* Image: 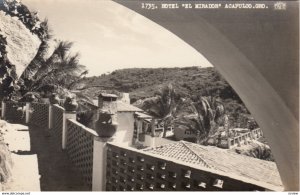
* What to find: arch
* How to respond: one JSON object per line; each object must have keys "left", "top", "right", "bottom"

{"left": 114, "top": 0, "right": 299, "bottom": 190}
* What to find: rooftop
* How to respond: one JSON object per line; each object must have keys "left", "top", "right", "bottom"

{"left": 143, "top": 141, "right": 283, "bottom": 188}
{"left": 98, "top": 93, "right": 118, "bottom": 98}
{"left": 116, "top": 101, "right": 143, "bottom": 112}
{"left": 91, "top": 99, "right": 143, "bottom": 112}
{"left": 134, "top": 112, "right": 153, "bottom": 119}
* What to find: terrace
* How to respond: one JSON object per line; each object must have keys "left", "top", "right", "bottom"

{"left": 0, "top": 98, "right": 283, "bottom": 191}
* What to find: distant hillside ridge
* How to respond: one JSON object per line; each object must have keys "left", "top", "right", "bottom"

{"left": 79, "top": 66, "right": 241, "bottom": 102}
{"left": 78, "top": 66, "right": 254, "bottom": 128}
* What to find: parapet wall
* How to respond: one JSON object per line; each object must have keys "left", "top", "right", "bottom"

{"left": 106, "top": 142, "right": 278, "bottom": 191}
{"left": 0, "top": 101, "right": 277, "bottom": 191}
{"left": 66, "top": 119, "right": 97, "bottom": 189}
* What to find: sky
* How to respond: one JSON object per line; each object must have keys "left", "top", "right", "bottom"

{"left": 22, "top": 0, "right": 212, "bottom": 76}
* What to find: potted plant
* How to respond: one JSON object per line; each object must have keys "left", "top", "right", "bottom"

{"left": 22, "top": 92, "right": 39, "bottom": 103}
{"left": 64, "top": 96, "right": 78, "bottom": 112}
{"left": 49, "top": 93, "right": 60, "bottom": 104}
{"left": 95, "top": 110, "right": 117, "bottom": 138}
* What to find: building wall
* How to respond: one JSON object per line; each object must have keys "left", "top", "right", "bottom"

{"left": 113, "top": 112, "right": 134, "bottom": 146}
{"left": 120, "top": 93, "right": 130, "bottom": 104}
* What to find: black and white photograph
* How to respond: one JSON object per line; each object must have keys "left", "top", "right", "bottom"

{"left": 0, "top": 0, "right": 298, "bottom": 192}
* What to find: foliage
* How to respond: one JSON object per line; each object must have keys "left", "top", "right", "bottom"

{"left": 0, "top": 34, "right": 16, "bottom": 101}
{"left": 141, "top": 84, "right": 182, "bottom": 137}
{"left": 79, "top": 67, "right": 242, "bottom": 102}
{"left": 19, "top": 41, "right": 87, "bottom": 99}
{"left": 174, "top": 96, "right": 227, "bottom": 144}
{"left": 0, "top": 0, "right": 53, "bottom": 101}
{"left": 76, "top": 110, "right": 94, "bottom": 127}
{"left": 234, "top": 140, "right": 274, "bottom": 161}
{"left": 79, "top": 66, "right": 257, "bottom": 129}
{"left": 0, "top": 0, "right": 51, "bottom": 41}
{"left": 18, "top": 91, "right": 41, "bottom": 102}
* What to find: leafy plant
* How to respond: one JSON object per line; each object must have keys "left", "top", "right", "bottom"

{"left": 174, "top": 96, "right": 227, "bottom": 144}
{"left": 141, "top": 84, "right": 181, "bottom": 137}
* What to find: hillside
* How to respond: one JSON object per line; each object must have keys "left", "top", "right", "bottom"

{"left": 80, "top": 67, "right": 239, "bottom": 101}
{"left": 78, "top": 67, "right": 253, "bottom": 127}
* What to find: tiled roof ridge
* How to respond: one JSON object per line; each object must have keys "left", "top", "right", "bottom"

{"left": 180, "top": 141, "right": 214, "bottom": 169}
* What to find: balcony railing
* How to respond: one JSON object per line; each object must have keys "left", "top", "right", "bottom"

{"left": 106, "top": 142, "right": 281, "bottom": 191}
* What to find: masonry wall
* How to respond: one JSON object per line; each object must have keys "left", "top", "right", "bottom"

{"left": 114, "top": 112, "right": 134, "bottom": 146}
{"left": 66, "top": 119, "right": 97, "bottom": 189}
{"left": 1, "top": 100, "right": 277, "bottom": 191}
{"left": 52, "top": 104, "right": 64, "bottom": 145}
{"left": 106, "top": 142, "right": 268, "bottom": 191}
{"left": 5, "top": 101, "right": 26, "bottom": 123}
{"left": 30, "top": 103, "right": 49, "bottom": 128}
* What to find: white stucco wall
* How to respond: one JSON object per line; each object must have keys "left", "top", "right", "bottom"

{"left": 113, "top": 112, "right": 134, "bottom": 146}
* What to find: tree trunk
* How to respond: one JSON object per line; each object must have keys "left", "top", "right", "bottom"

{"left": 162, "top": 124, "right": 167, "bottom": 138}
{"left": 196, "top": 130, "right": 200, "bottom": 144}
{"left": 150, "top": 119, "right": 156, "bottom": 137}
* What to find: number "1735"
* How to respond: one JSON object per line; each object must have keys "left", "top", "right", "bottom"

{"left": 142, "top": 3, "right": 157, "bottom": 9}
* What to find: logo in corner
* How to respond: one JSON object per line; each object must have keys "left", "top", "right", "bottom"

{"left": 274, "top": 1, "right": 286, "bottom": 10}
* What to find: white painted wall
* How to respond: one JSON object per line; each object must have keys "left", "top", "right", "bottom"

{"left": 113, "top": 112, "right": 134, "bottom": 146}
{"left": 92, "top": 137, "right": 107, "bottom": 191}
{"left": 144, "top": 135, "right": 155, "bottom": 147}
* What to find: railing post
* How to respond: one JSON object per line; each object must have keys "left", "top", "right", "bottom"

{"left": 227, "top": 138, "right": 232, "bottom": 149}
{"left": 151, "top": 119, "right": 157, "bottom": 147}
{"left": 1, "top": 101, "right": 6, "bottom": 119}
{"left": 92, "top": 137, "right": 108, "bottom": 191}
{"left": 62, "top": 111, "right": 76, "bottom": 149}
{"left": 48, "top": 105, "right": 53, "bottom": 129}
{"left": 25, "top": 102, "right": 31, "bottom": 124}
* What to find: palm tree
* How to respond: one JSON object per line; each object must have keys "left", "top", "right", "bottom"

{"left": 20, "top": 18, "right": 53, "bottom": 80}
{"left": 30, "top": 51, "right": 86, "bottom": 91}
{"left": 20, "top": 41, "right": 86, "bottom": 92}
{"left": 141, "top": 84, "right": 181, "bottom": 137}
{"left": 31, "top": 41, "right": 73, "bottom": 82}
{"left": 174, "top": 96, "right": 227, "bottom": 144}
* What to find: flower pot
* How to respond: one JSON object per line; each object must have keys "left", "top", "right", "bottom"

{"left": 41, "top": 98, "right": 50, "bottom": 104}
{"left": 95, "top": 122, "right": 117, "bottom": 138}
{"left": 49, "top": 94, "right": 60, "bottom": 104}
{"left": 64, "top": 97, "right": 78, "bottom": 112}
{"left": 25, "top": 94, "right": 36, "bottom": 103}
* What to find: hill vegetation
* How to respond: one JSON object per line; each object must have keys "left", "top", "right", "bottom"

{"left": 79, "top": 67, "right": 255, "bottom": 128}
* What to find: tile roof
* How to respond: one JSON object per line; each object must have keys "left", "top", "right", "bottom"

{"left": 143, "top": 141, "right": 212, "bottom": 168}
{"left": 116, "top": 101, "right": 143, "bottom": 112}
{"left": 134, "top": 112, "right": 153, "bottom": 119}
{"left": 91, "top": 99, "right": 142, "bottom": 112}
{"left": 98, "top": 93, "right": 118, "bottom": 98}
{"left": 143, "top": 141, "right": 283, "bottom": 188}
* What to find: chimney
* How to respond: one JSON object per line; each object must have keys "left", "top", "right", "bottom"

{"left": 98, "top": 93, "right": 118, "bottom": 114}
{"left": 120, "top": 93, "right": 130, "bottom": 104}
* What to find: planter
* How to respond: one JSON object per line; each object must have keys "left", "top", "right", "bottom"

{"left": 95, "top": 123, "right": 117, "bottom": 138}
{"left": 49, "top": 93, "right": 60, "bottom": 104}
{"left": 2, "top": 97, "right": 10, "bottom": 102}
{"left": 95, "top": 111, "right": 117, "bottom": 138}
{"left": 41, "top": 98, "right": 50, "bottom": 104}
{"left": 138, "top": 133, "right": 145, "bottom": 142}
{"left": 64, "top": 97, "right": 78, "bottom": 112}
{"left": 25, "top": 94, "right": 37, "bottom": 103}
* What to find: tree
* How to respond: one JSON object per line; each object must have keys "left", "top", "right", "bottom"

{"left": 20, "top": 18, "right": 53, "bottom": 81}
{"left": 141, "top": 84, "right": 181, "bottom": 137}
{"left": 174, "top": 96, "right": 227, "bottom": 144}
{"left": 20, "top": 41, "right": 87, "bottom": 95}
